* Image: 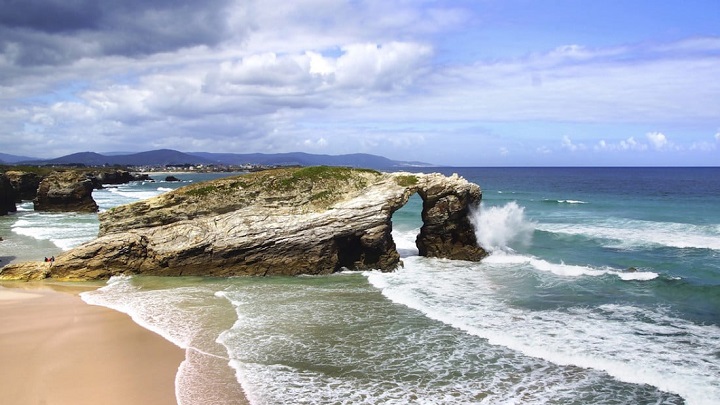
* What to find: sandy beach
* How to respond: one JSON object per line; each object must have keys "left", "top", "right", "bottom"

{"left": 0, "top": 282, "right": 184, "bottom": 405}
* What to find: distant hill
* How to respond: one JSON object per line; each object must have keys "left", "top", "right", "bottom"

{"left": 0, "top": 152, "right": 38, "bottom": 164}
{"left": 13, "top": 149, "right": 432, "bottom": 169}
{"left": 190, "top": 152, "right": 430, "bottom": 168}
{"left": 20, "top": 149, "right": 216, "bottom": 167}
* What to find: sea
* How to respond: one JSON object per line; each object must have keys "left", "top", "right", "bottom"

{"left": 1, "top": 167, "right": 718, "bottom": 405}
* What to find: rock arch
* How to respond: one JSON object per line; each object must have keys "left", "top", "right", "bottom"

{"left": 1, "top": 169, "right": 487, "bottom": 281}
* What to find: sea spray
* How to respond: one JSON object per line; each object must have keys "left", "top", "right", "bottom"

{"left": 470, "top": 201, "right": 535, "bottom": 252}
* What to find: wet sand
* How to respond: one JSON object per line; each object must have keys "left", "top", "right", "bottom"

{"left": 0, "top": 282, "right": 184, "bottom": 405}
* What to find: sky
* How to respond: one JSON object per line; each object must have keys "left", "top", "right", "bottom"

{"left": 1, "top": 0, "right": 719, "bottom": 166}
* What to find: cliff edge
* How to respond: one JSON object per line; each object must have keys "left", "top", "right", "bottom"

{"left": 1, "top": 167, "right": 487, "bottom": 281}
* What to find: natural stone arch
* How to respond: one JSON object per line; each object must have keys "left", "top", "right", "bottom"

{"left": 386, "top": 174, "right": 487, "bottom": 263}
{"left": 1, "top": 168, "right": 488, "bottom": 281}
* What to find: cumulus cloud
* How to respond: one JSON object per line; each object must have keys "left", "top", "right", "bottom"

{"left": 1, "top": 1, "right": 719, "bottom": 165}
{"left": 646, "top": 132, "right": 668, "bottom": 150}
{"left": 561, "top": 135, "right": 587, "bottom": 151}
{"left": 594, "top": 137, "right": 648, "bottom": 152}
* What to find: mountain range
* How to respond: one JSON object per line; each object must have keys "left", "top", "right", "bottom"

{"left": 0, "top": 149, "right": 432, "bottom": 169}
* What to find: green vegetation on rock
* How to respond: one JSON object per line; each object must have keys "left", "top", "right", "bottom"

{"left": 395, "top": 175, "right": 418, "bottom": 187}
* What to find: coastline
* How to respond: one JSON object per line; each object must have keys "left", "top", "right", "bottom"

{"left": 0, "top": 282, "right": 184, "bottom": 405}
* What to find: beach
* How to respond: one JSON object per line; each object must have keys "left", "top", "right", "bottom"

{"left": 0, "top": 282, "right": 184, "bottom": 405}
{"left": 1, "top": 168, "right": 717, "bottom": 404}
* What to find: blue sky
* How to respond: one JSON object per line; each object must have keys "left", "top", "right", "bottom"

{"left": 1, "top": 0, "right": 718, "bottom": 166}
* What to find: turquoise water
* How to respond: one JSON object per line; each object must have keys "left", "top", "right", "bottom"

{"left": 3, "top": 168, "right": 719, "bottom": 404}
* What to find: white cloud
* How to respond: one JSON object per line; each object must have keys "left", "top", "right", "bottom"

{"left": 646, "top": 132, "right": 668, "bottom": 150}
{"left": 1, "top": 1, "right": 719, "bottom": 165}
{"left": 561, "top": 135, "right": 586, "bottom": 152}
{"left": 595, "top": 137, "right": 648, "bottom": 152}
{"left": 302, "top": 137, "right": 328, "bottom": 149}
{"left": 690, "top": 141, "right": 716, "bottom": 152}
{"left": 619, "top": 136, "right": 648, "bottom": 151}
{"left": 334, "top": 42, "right": 432, "bottom": 90}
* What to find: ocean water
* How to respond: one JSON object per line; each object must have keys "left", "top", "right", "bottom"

{"left": 2, "top": 168, "right": 719, "bottom": 404}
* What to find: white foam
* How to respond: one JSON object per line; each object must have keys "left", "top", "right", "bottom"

{"left": 538, "top": 219, "right": 720, "bottom": 250}
{"left": 484, "top": 252, "right": 658, "bottom": 281}
{"left": 366, "top": 259, "right": 719, "bottom": 405}
{"left": 471, "top": 202, "right": 535, "bottom": 253}
{"left": 11, "top": 212, "right": 98, "bottom": 250}
{"left": 81, "top": 276, "right": 197, "bottom": 349}
{"left": 391, "top": 228, "right": 420, "bottom": 257}
{"left": 544, "top": 199, "right": 588, "bottom": 204}
{"left": 107, "top": 187, "right": 163, "bottom": 201}
{"left": 16, "top": 201, "right": 34, "bottom": 211}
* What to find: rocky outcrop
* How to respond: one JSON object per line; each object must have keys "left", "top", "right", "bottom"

{"left": 0, "top": 174, "right": 17, "bottom": 216}
{"left": 94, "top": 170, "right": 153, "bottom": 186}
{"left": 33, "top": 171, "right": 98, "bottom": 213}
{"left": 1, "top": 167, "right": 487, "bottom": 281}
{"left": 4, "top": 171, "right": 42, "bottom": 202}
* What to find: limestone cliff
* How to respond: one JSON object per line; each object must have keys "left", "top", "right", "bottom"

{"left": 1, "top": 167, "right": 487, "bottom": 281}
{"left": 4, "top": 171, "right": 41, "bottom": 202}
{"left": 33, "top": 171, "right": 98, "bottom": 213}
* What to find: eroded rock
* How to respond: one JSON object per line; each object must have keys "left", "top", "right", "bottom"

{"left": 0, "top": 174, "right": 17, "bottom": 216}
{"left": 4, "top": 171, "right": 41, "bottom": 202}
{"left": 33, "top": 171, "right": 98, "bottom": 213}
{"left": 1, "top": 167, "right": 487, "bottom": 280}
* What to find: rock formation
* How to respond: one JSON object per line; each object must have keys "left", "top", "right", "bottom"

{"left": 33, "top": 171, "right": 98, "bottom": 213}
{"left": 94, "top": 170, "right": 153, "bottom": 186}
{"left": 4, "top": 171, "right": 42, "bottom": 202}
{"left": 0, "top": 174, "right": 17, "bottom": 216}
{"left": 1, "top": 167, "right": 487, "bottom": 281}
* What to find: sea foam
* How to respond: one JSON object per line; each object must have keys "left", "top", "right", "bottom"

{"left": 470, "top": 201, "right": 535, "bottom": 253}
{"left": 366, "top": 259, "right": 719, "bottom": 405}
{"left": 538, "top": 219, "right": 720, "bottom": 250}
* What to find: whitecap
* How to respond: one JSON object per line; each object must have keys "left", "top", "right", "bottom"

{"left": 538, "top": 219, "right": 720, "bottom": 250}
{"left": 366, "top": 259, "right": 720, "bottom": 405}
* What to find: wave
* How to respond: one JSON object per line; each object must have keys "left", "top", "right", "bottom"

{"left": 538, "top": 219, "right": 720, "bottom": 251}
{"left": 106, "top": 187, "right": 163, "bottom": 201}
{"left": 16, "top": 201, "right": 34, "bottom": 211}
{"left": 543, "top": 199, "right": 588, "bottom": 204}
{"left": 484, "top": 252, "right": 659, "bottom": 281}
{"left": 11, "top": 213, "right": 98, "bottom": 250}
{"left": 470, "top": 202, "right": 535, "bottom": 253}
{"left": 366, "top": 260, "right": 720, "bottom": 405}
{"left": 391, "top": 228, "right": 420, "bottom": 257}
{"left": 81, "top": 277, "right": 244, "bottom": 405}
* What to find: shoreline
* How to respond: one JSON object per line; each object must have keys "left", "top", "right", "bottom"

{"left": 0, "top": 281, "right": 184, "bottom": 405}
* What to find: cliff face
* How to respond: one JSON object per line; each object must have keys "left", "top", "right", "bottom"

{"left": 0, "top": 174, "right": 17, "bottom": 216}
{"left": 33, "top": 171, "right": 98, "bottom": 213}
{"left": 4, "top": 171, "right": 41, "bottom": 202}
{"left": 1, "top": 167, "right": 487, "bottom": 281}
